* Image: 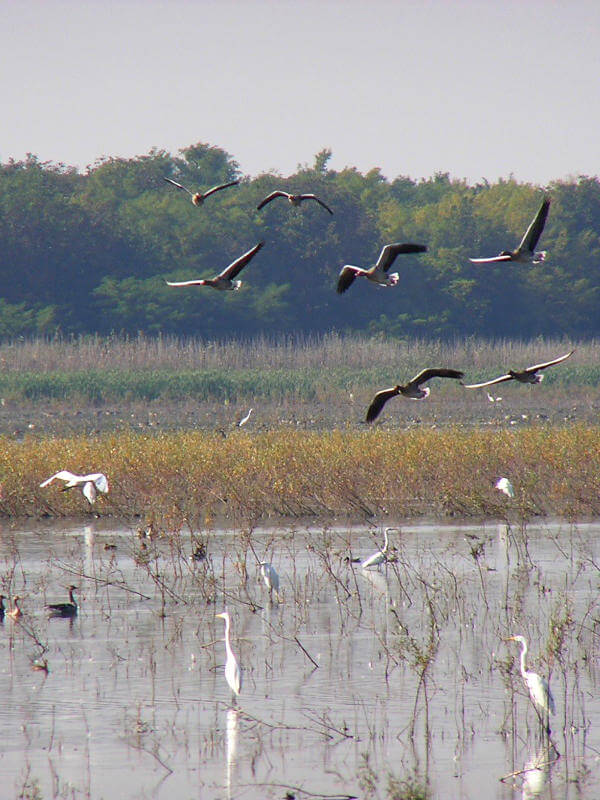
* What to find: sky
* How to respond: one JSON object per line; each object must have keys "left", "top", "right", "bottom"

{"left": 2, "top": 0, "right": 599, "bottom": 185}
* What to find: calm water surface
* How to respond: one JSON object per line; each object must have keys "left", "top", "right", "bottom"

{"left": 0, "top": 518, "right": 599, "bottom": 799}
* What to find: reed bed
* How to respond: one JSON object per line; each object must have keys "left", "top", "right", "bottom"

{"left": 2, "top": 425, "right": 599, "bottom": 520}
{"left": 0, "top": 332, "right": 591, "bottom": 373}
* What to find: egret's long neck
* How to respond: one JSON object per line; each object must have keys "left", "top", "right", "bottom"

{"left": 382, "top": 530, "right": 389, "bottom": 554}
{"left": 519, "top": 640, "right": 528, "bottom": 677}
{"left": 224, "top": 617, "right": 234, "bottom": 656}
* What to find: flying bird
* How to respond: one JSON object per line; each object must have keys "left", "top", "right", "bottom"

{"left": 164, "top": 177, "right": 239, "bottom": 206}
{"left": 216, "top": 611, "right": 242, "bottom": 699}
{"left": 337, "top": 242, "right": 427, "bottom": 294}
{"left": 46, "top": 585, "right": 78, "bottom": 617}
{"left": 366, "top": 368, "right": 464, "bottom": 422}
{"left": 256, "top": 190, "right": 333, "bottom": 214}
{"left": 495, "top": 477, "right": 515, "bottom": 498}
{"left": 166, "top": 241, "right": 264, "bottom": 291}
{"left": 469, "top": 196, "right": 550, "bottom": 264}
{"left": 40, "top": 471, "right": 109, "bottom": 504}
{"left": 506, "top": 635, "right": 555, "bottom": 730}
{"left": 462, "top": 351, "right": 573, "bottom": 390}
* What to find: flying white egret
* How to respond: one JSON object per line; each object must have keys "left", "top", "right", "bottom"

{"left": 40, "top": 471, "right": 109, "bottom": 504}
{"left": 361, "top": 528, "right": 398, "bottom": 569}
{"left": 506, "top": 635, "right": 555, "bottom": 729}
{"left": 257, "top": 190, "right": 333, "bottom": 215}
{"left": 259, "top": 561, "right": 280, "bottom": 601}
{"left": 366, "top": 368, "right": 464, "bottom": 422}
{"left": 469, "top": 196, "right": 550, "bottom": 264}
{"left": 496, "top": 477, "right": 515, "bottom": 498}
{"left": 46, "top": 585, "right": 78, "bottom": 617}
{"left": 216, "top": 611, "right": 242, "bottom": 698}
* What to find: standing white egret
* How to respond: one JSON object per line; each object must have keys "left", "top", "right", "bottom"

{"left": 506, "top": 635, "right": 555, "bottom": 730}
{"left": 361, "top": 528, "right": 397, "bottom": 569}
{"left": 496, "top": 477, "right": 515, "bottom": 498}
{"left": 40, "top": 470, "right": 109, "bottom": 504}
{"left": 259, "top": 561, "right": 280, "bottom": 601}
{"left": 216, "top": 611, "right": 242, "bottom": 699}
{"left": 237, "top": 408, "right": 253, "bottom": 427}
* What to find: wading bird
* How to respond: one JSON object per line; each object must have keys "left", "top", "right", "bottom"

{"left": 166, "top": 241, "right": 264, "bottom": 291}
{"left": 40, "top": 471, "right": 109, "bottom": 504}
{"left": 46, "top": 585, "right": 78, "bottom": 617}
{"left": 462, "top": 351, "right": 573, "bottom": 390}
{"left": 361, "top": 528, "right": 396, "bottom": 569}
{"left": 259, "top": 561, "right": 280, "bottom": 600}
{"left": 7, "top": 595, "right": 22, "bottom": 620}
{"left": 163, "top": 177, "right": 239, "bottom": 206}
{"left": 496, "top": 477, "right": 515, "bottom": 498}
{"left": 237, "top": 408, "right": 253, "bottom": 427}
{"left": 366, "top": 368, "right": 464, "bottom": 422}
{"left": 337, "top": 242, "right": 427, "bottom": 294}
{"left": 486, "top": 391, "right": 502, "bottom": 403}
{"left": 506, "top": 635, "right": 555, "bottom": 731}
{"left": 469, "top": 196, "right": 550, "bottom": 264}
{"left": 216, "top": 611, "right": 242, "bottom": 699}
{"left": 257, "top": 190, "right": 333, "bottom": 215}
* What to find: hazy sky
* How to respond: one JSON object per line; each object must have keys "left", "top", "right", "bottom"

{"left": 2, "top": 0, "right": 599, "bottom": 184}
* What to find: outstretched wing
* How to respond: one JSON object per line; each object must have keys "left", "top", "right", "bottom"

{"left": 164, "top": 177, "right": 193, "bottom": 196}
{"left": 257, "top": 191, "right": 288, "bottom": 211}
{"left": 469, "top": 255, "right": 513, "bottom": 264}
{"left": 517, "top": 196, "right": 550, "bottom": 254}
{"left": 408, "top": 368, "right": 464, "bottom": 388}
{"left": 526, "top": 349, "right": 573, "bottom": 374}
{"left": 300, "top": 194, "right": 334, "bottom": 215}
{"left": 201, "top": 180, "right": 239, "bottom": 200}
{"left": 376, "top": 242, "right": 427, "bottom": 273}
{"left": 219, "top": 241, "right": 265, "bottom": 279}
{"left": 88, "top": 473, "right": 109, "bottom": 493}
{"left": 166, "top": 278, "right": 205, "bottom": 287}
{"left": 336, "top": 265, "right": 359, "bottom": 294}
{"left": 40, "top": 470, "right": 78, "bottom": 488}
{"left": 366, "top": 387, "right": 400, "bottom": 423}
{"left": 462, "top": 373, "right": 514, "bottom": 389}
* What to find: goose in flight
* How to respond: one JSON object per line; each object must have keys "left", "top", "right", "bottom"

{"left": 337, "top": 242, "right": 427, "bottom": 294}
{"left": 469, "top": 196, "right": 550, "bottom": 264}
{"left": 257, "top": 190, "right": 333, "bottom": 215}
{"left": 366, "top": 368, "right": 464, "bottom": 422}
{"left": 46, "top": 585, "right": 78, "bottom": 617}
{"left": 40, "top": 470, "right": 109, "bottom": 504}
{"left": 166, "top": 241, "right": 264, "bottom": 291}
{"left": 164, "top": 177, "right": 239, "bottom": 206}
{"left": 462, "top": 350, "right": 573, "bottom": 389}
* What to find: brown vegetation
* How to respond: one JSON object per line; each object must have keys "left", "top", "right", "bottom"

{"left": 2, "top": 425, "right": 598, "bottom": 522}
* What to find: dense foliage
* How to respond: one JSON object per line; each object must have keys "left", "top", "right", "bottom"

{"left": 1, "top": 143, "right": 599, "bottom": 339}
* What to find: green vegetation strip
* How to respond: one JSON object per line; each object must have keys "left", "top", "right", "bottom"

{"left": 1, "top": 425, "right": 598, "bottom": 520}
{"left": 0, "top": 365, "right": 596, "bottom": 403}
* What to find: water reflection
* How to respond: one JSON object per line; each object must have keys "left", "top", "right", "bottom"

{"left": 0, "top": 519, "right": 598, "bottom": 799}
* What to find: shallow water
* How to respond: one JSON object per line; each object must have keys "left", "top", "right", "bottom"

{"left": 1, "top": 518, "right": 599, "bottom": 799}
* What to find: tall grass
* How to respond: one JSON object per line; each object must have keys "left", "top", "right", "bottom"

{"left": 2, "top": 426, "right": 599, "bottom": 520}
{"left": 0, "top": 332, "right": 591, "bottom": 373}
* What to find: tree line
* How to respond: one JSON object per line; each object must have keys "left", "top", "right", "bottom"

{"left": 0, "top": 142, "right": 598, "bottom": 340}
